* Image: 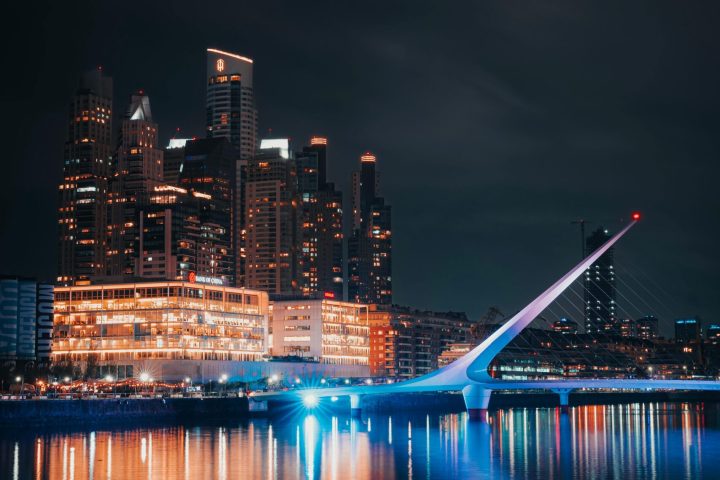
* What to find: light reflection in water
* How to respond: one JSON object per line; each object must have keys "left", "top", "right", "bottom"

{"left": 1, "top": 403, "right": 720, "bottom": 479}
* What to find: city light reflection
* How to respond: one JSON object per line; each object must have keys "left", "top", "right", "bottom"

{"left": 1, "top": 403, "right": 718, "bottom": 478}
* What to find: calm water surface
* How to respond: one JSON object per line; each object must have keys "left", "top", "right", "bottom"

{"left": 2, "top": 402, "right": 719, "bottom": 479}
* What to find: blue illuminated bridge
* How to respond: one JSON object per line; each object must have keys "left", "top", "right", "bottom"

{"left": 251, "top": 215, "right": 720, "bottom": 420}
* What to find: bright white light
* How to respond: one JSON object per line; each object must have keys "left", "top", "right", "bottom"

{"left": 221, "top": 374, "right": 228, "bottom": 381}
{"left": 365, "top": 379, "right": 373, "bottom": 385}
{"left": 64, "top": 376, "right": 70, "bottom": 383}
{"left": 260, "top": 138, "right": 290, "bottom": 159}
{"left": 320, "top": 378, "right": 326, "bottom": 384}
{"left": 303, "top": 395, "right": 319, "bottom": 408}
{"left": 104, "top": 375, "right": 114, "bottom": 382}
{"left": 184, "top": 377, "right": 191, "bottom": 383}
{"left": 139, "top": 373, "right": 150, "bottom": 382}
{"left": 271, "top": 374, "right": 279, "bottom": 382}
{"left": 15, "top": 376, "right": 21, "bottom": 382}
{"left": 344, "top": 379, "right": 350, "bottom": 385}
{"left": 295, "top": 377, "right": 302, "bottom": 384}
{"left": 330, "top": 396, "right": 339, "bottom": 402}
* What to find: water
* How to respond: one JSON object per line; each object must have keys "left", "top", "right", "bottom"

{"left": 2, "top": 402, "right": 720, "bottom": 479}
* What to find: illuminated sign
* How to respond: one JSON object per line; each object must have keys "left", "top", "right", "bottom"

{"left": 216, "top": 58, "right": 225, "bottom": 72}
{"left": 323, "top": 292, "right": 335, "bottom": 299}
{"left": 187, "top": 271, "right": 226, "bottom": 286}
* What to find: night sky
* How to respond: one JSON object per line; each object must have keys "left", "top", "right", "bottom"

{"left": 2, "top": 1, "right": 719, "bottom": 334}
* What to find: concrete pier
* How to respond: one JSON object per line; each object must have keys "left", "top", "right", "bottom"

{"left": 553, "top": 389, "right": 573, "bottom": 414}
{"left": 350, "top": 394, "right": 364, "bottom": 418}
{"left": 462, "top": 384, "right": 492, "bottom": 421}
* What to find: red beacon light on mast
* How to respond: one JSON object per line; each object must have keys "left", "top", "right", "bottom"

{"left": 631, "top": 212, "right": 641, "bottom": 221}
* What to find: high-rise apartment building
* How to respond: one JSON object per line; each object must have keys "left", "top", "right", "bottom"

{"left": 296, "top": 137, "right": 344, "bottom": 299}
{"left": 348, "top": 153, "right": 392, "bottom": 304}
{"left": 206, "top": 48, "right": 258, "bottom": 287}
{"left": 244, "top": 139, "right": 302, "bottom": 295}
{"left": 57, "top": 69, "right": 113, "bottom": 285}
{"left": 584, "top": 227, "right": 616, "bottom": 334}
{"left": 107, "top": 92, "right": 163, "bottom": 277}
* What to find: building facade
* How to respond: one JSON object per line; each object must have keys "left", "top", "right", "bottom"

{"left": 584, "top": 227, "right": 616, "bottom": 334}
{"left": 0, "top": 277, "right": 54, "bottom": 364}
{"left": 205, "top": 48, "right": 258, "bottom": 288}
{"left": 51, "top": 282, "right": 269, "bottom": 376}
{"left": 295, "top": 137, "right": 344, "bottom": 299}
{"left": 58, "top": 69, "right": 113, "bottom": 285}
{"left": 368, "top": 305, "right": 473, "bottom": 378}
{"left": 271, "top": 298, "right": 369, "bottom": 368}
{"left": 107, "top": 92, "right": 163, "bottom": 278}
{"left": 244, "top": 139, "right": 302, "bottom": 295}
{"left": 636, "top": 315, "right": 659, "bottom": 340}
{"left": 348, "top": 153, "right": 392, "bottom": 304}
{"left": 675, "top": 317, "right": 702, "bottom": 344}
{"left": 176, "top": 138, "right": 236, "bottom": 285}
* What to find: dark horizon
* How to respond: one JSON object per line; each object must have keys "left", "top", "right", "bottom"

{"left": 2, "top": 1, "right": 719, "bottom": 334}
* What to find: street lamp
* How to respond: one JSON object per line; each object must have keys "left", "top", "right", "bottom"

{"left": 64, "top": 376, "right": 70, "bottom": 383}
{"left": 648, "top": 366, "right": 654, "bottom": 378}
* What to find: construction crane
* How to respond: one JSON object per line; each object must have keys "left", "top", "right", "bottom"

{"left": 471, "top": 306, "right": 506, "bottom": 340}
{"left": 571, "top": 218, "right": 592, "bottom": 259}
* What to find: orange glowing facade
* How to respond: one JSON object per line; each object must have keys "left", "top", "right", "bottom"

{"left": 51, "top": 282, "right": 269, "bottom": 369}
{"left": 271, "top": 298, "right": 369, "bottom": 367}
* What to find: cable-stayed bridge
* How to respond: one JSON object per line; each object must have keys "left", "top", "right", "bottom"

{"left": 251, "top": 214, "right": 720, "bottom": 419}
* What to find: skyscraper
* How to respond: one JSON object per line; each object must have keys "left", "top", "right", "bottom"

{"left": 584, "top": 227, "right": 616, "bottom": 334}
{"left": 296, "top": 137, "right": 344, "bottom": 299}
{"left": 57, "top": 69, "right": 113, "bottom": 285}
{"left": 348, "top": 152, "right": 392, "bottom": 304}
{"left": 206, "top": 48, "right": 258, "bottom": 287}
{"left": 107, "top": 92, "right": 163, "bottom": 277}
{"left": 244, "top": 139, "right": 302, "bottom": 295}
{"left": 176, "top": 138, "right": 236, "bottom": 285}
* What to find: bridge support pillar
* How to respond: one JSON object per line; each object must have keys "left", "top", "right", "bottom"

{"left": 462, "top": 384, "right": 492, "bottom": 421}
{"left": 350, "top": 394, "right": 364, "bottom": 418}
{"left": 552, "top": 389, "right": 573, "bottom": 414}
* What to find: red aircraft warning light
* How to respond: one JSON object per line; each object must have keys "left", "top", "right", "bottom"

{"left": 631, "top": 212, "right": 641, "bottom": 221}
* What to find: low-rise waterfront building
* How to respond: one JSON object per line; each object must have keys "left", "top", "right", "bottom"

{"left": 368, "top": 305, "right": 474, "bottom": 379}
{"left": 52, "top": 282, "right": 268, "bottom": 380}
{"left": 271, "top": 297, "right": 370, "bottom": 372}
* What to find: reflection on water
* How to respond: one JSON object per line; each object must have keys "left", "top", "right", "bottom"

{"left": 2, "top": 402, "right": 720, "bottom": 479}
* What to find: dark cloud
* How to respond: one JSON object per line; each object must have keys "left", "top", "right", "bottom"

{"left": 1, "top": 0, "right": 718, "bottom": 336}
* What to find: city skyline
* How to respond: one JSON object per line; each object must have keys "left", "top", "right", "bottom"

{"left": 1, "top": 1, "right": 718, "bottom": 330}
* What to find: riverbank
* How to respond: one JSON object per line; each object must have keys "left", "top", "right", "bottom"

{"left": 0, "top": 396, "right": 250, "bottom": 427}
{"left": 3, "top": 390, "right": 720, "bottom": 427}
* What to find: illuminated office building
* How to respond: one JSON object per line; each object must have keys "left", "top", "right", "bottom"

{"left": 295, "top": 137, "right": 344, "bottom": 298}
{"left": 552, "top": 317, "right": 578, "bottom": 334}
{"left": 107, "top": 92, "right": 163, "bottom": 277}
{"left": 177, "top": 138, "right": 235, "bottom": 285}
{"left": 584, "top": 227, "right": 616, "bottom": 334}
{"left": 57, "top": 69, "right": 113, "bottom": 285}
{"left": 244, "top": 139, "right": 302, "bottom": 295}
{"left": 52, "top": 282, "right": 269, "bottom": 377}
{"left": 271, "top": 298, "right": 369, "bottom": 368}
{"left": 675, "top": 317, "right": 702, "bottom": 344}
{"left": 636, "top": 315, "right": 659, "bottom": 340}
{"left": 348, "top": 152, "right": 392, "bottom": 304}
{"left": 136, "top": 185, "right": 230, "bottom": 282}
{"left": 206, "top": 48, "right": 258, "bottom": 287}
{"left": 163, "top": 132, "right": 192, "bottom": 185}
